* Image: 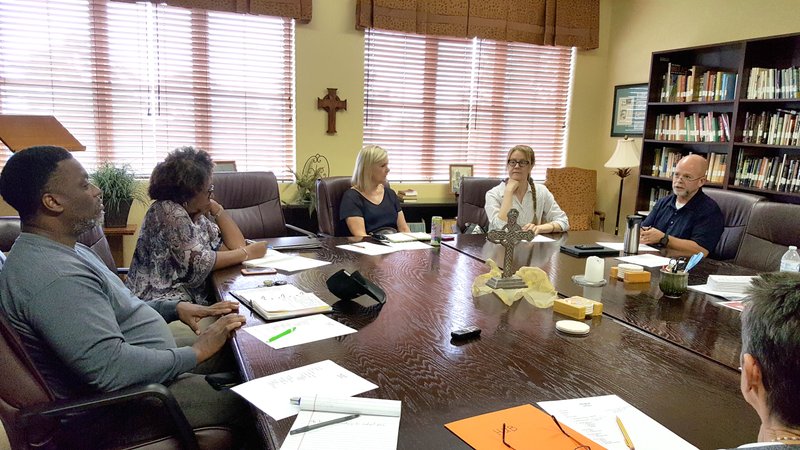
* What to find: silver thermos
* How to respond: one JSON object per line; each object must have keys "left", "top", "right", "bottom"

{"left": 623, "top": 215, "right": 643, "bottom": 255}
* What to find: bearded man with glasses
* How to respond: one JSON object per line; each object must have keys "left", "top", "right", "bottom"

{"left": 640, "top": 154, "right": 723, "bottom": 257}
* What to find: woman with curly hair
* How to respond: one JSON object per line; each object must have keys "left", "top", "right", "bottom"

{"left": 126, "top": 147, "right": 266, "bottom": 306}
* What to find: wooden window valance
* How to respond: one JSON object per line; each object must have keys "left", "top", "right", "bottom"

{"left": 356, "top": 0, "right": 598, "bottom": 50}
{"left": 112, "top": 0, "right": 312, "bottom": 23}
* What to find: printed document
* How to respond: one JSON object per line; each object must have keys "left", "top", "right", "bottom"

{"left": 231, "top": 360, "right": 378, "bottom": 420}
{"left": 538, "top": 395, "right": 697, "bottom": 450}
{"left": 596, "top": 242, "right": 658, "bottom": 252}
{"left": 616, "top": 253, "right": 672, "bottom": 268}
{"left": 244, "top": 314, "right": 356, "bottom": 349}
{"left": 280, "top": 395, "right": 401, "bottom": 450}
{"left": 245, "top": 249, "right": 331, "bottom": 272}
{"left": 337, "top": 242, "right": 397, "bottom": 255}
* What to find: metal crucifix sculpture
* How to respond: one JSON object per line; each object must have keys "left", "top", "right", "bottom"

{"left": 485, "top": 209, "right": 534, "bottom": 289}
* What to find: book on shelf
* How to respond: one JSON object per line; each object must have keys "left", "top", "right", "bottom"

{"left": 747, "top": 66, "right": 800, "bottom": 100}
{"left": 734, "top": 153, "right": 800, "bottom": 193}
{"left": 651, "top": 147, "right": 682, "bottom": 178}
{"left": 397, "top": 189, "right": 418, "bottom": 202}
{"left": 231, "top": 284, "right": 332, "bottom": 321}
{"left": 660, "top": 64, "right": 738, "bottom": 102}
{"left": 653, "top": 112, "right": 730, "bottom": 142}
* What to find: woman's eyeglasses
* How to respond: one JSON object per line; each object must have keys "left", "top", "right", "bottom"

{"left": 501, "top": 416, "right": 591, "bottom": 450}
{"left": 507, "top": 159, "right": 531, "bottom": 168}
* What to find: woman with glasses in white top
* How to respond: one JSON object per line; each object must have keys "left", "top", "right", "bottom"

{"left": 484, "top": 145, "right": 569, "bottom": 234}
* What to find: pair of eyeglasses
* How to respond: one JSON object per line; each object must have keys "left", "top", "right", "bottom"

{"left": 671, "top": 173, "right": 704, "bottom": 182}
{"left": 507, "top": 159, "right": 531, "bottom": 168}
{"left": 207, "top": 184, "right": 215, "bottom": 199}
{"left": 501, "top": 416, "right": 590, "bottom": 450}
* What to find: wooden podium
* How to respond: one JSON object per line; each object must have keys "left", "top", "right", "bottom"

{"left": 0, "top": 115, "right": 85, "bottom": 152}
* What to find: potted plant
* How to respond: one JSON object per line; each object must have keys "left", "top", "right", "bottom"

{"left": 90, "top": 163, "right": 148, "bottom": 228}
{"left": 284, "top": 154, "right": 330, "bottom": 215}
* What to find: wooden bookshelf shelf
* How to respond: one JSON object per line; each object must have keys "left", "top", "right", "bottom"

{"left": 637, "top": 32, "right": 800, "bottom": 212}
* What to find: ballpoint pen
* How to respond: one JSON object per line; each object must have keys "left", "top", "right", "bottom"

{"left": 616, "top": 416, "right": 635, "bottom": 450}
{"left": 289, "top": 414, "right": 360, "bottom": 435}
{"left": 268, "top": 326, "right": 296, "bottom": 342}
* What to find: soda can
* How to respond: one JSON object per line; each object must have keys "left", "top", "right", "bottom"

{"left": 430, "top": 216, "right": 443, "bottom": 247}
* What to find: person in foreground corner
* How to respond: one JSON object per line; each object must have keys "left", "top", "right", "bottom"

{"left": 485, "top": 145, "right": 569, "bottom": 234}
{"left": 340, "top": 144, "right": 411, "bottom": 236}
{"left": 127, "top": 146, "right": 267, "bottom": 306}
{"left": 640, "top": 154, "right": 723, "bottom": 257}
{"left": 728, "top": 272, "right": 800, "bottom": 449}
{"left": 0, "top": 146, "right": 253, "bottom": 448}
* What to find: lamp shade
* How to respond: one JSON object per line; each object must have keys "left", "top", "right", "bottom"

{"left": 604, "top": 137, "right": 639, "bottom": 169}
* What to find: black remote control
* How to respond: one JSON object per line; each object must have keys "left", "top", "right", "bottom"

{"left": 451, "top": 326, "right": 481, "bottom": 340}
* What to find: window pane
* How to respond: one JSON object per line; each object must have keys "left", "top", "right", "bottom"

{"left": 0, "top": 0, "right": 295, "bottom": 178}
{"left": 364, "top": 28, "right": 573, "bottom": 182}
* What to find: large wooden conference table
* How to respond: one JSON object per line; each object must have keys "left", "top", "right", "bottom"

{"left": 444, "top": 231, "right": 756, "bottom": 370}
{"left": 212, "top": 236, "right": 758, "bottom": 450}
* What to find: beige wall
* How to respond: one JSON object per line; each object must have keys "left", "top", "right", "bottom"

{"left": 2, "top": 0, "right": 800, "bottom": 263}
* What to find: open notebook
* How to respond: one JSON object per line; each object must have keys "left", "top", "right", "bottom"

{"left": 281, "top": 395, "right": 401, "bottom": 450}
{"left": 231, "top": 284, "right": 331, "bottom": 321}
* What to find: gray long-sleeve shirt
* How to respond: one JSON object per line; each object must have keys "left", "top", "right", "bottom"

{"left": 0, "top": 233, "right": 196, "bottom": 398}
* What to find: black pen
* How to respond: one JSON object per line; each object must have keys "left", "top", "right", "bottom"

{"left": 289, "top": 414, "right": 360, "bottom": 435}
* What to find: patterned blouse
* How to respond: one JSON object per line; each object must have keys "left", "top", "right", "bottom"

{"left": 126, "top": 200, "right": 221, "bottom": 305}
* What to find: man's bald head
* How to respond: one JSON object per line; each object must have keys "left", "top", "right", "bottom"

{"left": 672, "top": 154, "right": 708, "bottom": 202}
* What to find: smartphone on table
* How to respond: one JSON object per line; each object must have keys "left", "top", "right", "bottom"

{"left": 240, "top": 267, "right": 277, "bottom": 276}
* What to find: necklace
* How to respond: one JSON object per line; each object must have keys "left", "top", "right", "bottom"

{"left": 774, "top": 436, "right": 800, "bottom": 441}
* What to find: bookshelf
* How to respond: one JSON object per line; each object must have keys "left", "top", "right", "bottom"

{"left": 636, "top": 33, "right": 800, "bottom": 213}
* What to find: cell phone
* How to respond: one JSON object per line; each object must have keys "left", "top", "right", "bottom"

{"left": 241, "top": 267, "right": 277, "bottom": 275}
{"left": 451, "top": 326, "right": 481, "bottom": 340}
{"left": 575, "top": 244, "right": 605, "bottom": 250}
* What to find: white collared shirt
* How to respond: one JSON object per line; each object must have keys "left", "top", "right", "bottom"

{"left": 485, "top": 181, "right": 569, "bottom": 232}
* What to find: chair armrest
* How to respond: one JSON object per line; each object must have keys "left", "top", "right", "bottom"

{"left": 286, "top": 223, "right": 317, "bottom": 238}
{"left": 19, "top": 383, "right": 199, "bottom": 450}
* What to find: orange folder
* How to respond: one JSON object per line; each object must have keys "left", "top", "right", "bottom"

{"left": 445, "top": 404, "right": 606, "bottom": 450}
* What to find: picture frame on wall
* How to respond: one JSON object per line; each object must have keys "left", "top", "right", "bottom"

{"left": 449, "top": 164, "right": 473, "bottom": 194}
{"left": 611, "top": 83, "right": 648, "bottom": 136}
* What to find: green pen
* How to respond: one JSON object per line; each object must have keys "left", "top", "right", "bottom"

{"left": 268, "top": 326, "right": 296, "bottom": 342}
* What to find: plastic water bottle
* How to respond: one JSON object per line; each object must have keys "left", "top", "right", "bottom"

{"left": 780, "top": 245, "right": 800, "bottom": 272}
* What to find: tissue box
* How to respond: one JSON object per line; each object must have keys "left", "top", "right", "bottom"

{"left": 553, "top": 296, "right": 603, "bottom": 320}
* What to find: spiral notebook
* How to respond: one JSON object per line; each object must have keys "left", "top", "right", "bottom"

{"left": 231, "top": 284, "right": 332, "bottom": 321}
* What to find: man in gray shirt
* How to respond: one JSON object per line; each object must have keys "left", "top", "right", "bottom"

{"left": 0, "top": 146, "right": 250, "bottom": 447}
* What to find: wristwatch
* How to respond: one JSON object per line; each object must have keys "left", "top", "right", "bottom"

{"left": 659, "top": 234, "right": 670, "bottom": 247}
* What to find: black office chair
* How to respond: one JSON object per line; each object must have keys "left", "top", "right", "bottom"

{"left": 0, "top": 312, "right": 236, "bottom": 450}
{"left": 212, "top": 171, "right": 314, "bottom": 239}
{"left": 315, "top": 176, "right": 353, "bottom": 237}
{"left": 456, "top": 177, "right": 502, "bottom": 233}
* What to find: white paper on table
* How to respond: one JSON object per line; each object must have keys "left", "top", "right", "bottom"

{"left": 528, "top": 235, "right": 555, "bottom": 242}
{"left": 687, "top": 284, "right": 749, "bottom": 300}
{"left": 337, "top": 242, "right": 397, "bottom": 255}
{"left": 616, "top": 253, "right": 672, "bottom": 268}
{"left": 596, "top": 242, "right": 658, "bottom": 252}
{"left": 231, "top": 360, "right": 378, "bottom": 420}
{"left": 244, "top": 314, "right": 356, "bottom": 349}
{"left": 383, "top": 241, "right": 433, "bottom": 250}
{"left": 538, "top": 395, "right": 697, "bottom": 450}
{"left": 269, "top": 255, "right": 331, "bottom": 272}
{"left": 280, "top": 411, "right": 400, "bottom": 450}
{"left": 244, "top": 249, "right": 294, "bottom": 267}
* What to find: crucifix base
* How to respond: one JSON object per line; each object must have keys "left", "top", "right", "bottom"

{"left": 486, "top": 276, "right": 527, "bottom": 290}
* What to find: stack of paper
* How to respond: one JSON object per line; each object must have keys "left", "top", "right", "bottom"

{"left": 244, "top": 314, "right": 356, "bottom": 349}
{"left": 706, "top": 275, "right": 756, "bottom": 293}
{"left": 383, "top": 232, "right": 431, "bottom": 243}
{"left": 244, "top": 249, "right": 331, "bottom": 272}
{"left": 281, "top": 395, "right": 401, "bottom": 450}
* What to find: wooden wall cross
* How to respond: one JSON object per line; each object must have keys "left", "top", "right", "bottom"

{"left": 317, "top": 88, "right": 347, "bottom": 134}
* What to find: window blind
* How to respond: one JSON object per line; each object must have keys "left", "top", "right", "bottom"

{"left": 0, "top": 0, "right": 295, "bottom": 178}
{"left": 364, "top": 28, "right": 573, "bottom": 182}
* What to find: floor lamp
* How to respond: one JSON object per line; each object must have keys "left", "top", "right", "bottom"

{"left": 604, "top": 136, "right": 640, "bottom": 235}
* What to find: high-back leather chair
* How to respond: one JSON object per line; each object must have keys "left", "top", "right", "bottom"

{"left": 316, "top": 176, "right": 355, "bottom": 237}
{"left": 543, "top": 167, "right": 605, "bottom": 231}
{"left": 0, "top": 312, "right": 235, "bottom": 450}
{"left": 456, "top": 177, "right": 502, "bottom": 233}
{"left": 703, "top": 188, "right": 764, "bottom": 260}
{"left": 0, "top": 216, "right": 21, "bottom": 253}
{"left": 734, "top": 202, "right": 800, "bottom": 272}
{"left": 213, "top": 171, "right": 311, "bottom": 239}
{"left": 1, "top": 217, "right": 123, "bottom": 275}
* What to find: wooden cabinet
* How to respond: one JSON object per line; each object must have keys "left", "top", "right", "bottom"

{"left": 637, "top": 33, "right": 800, "bottom": 212}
